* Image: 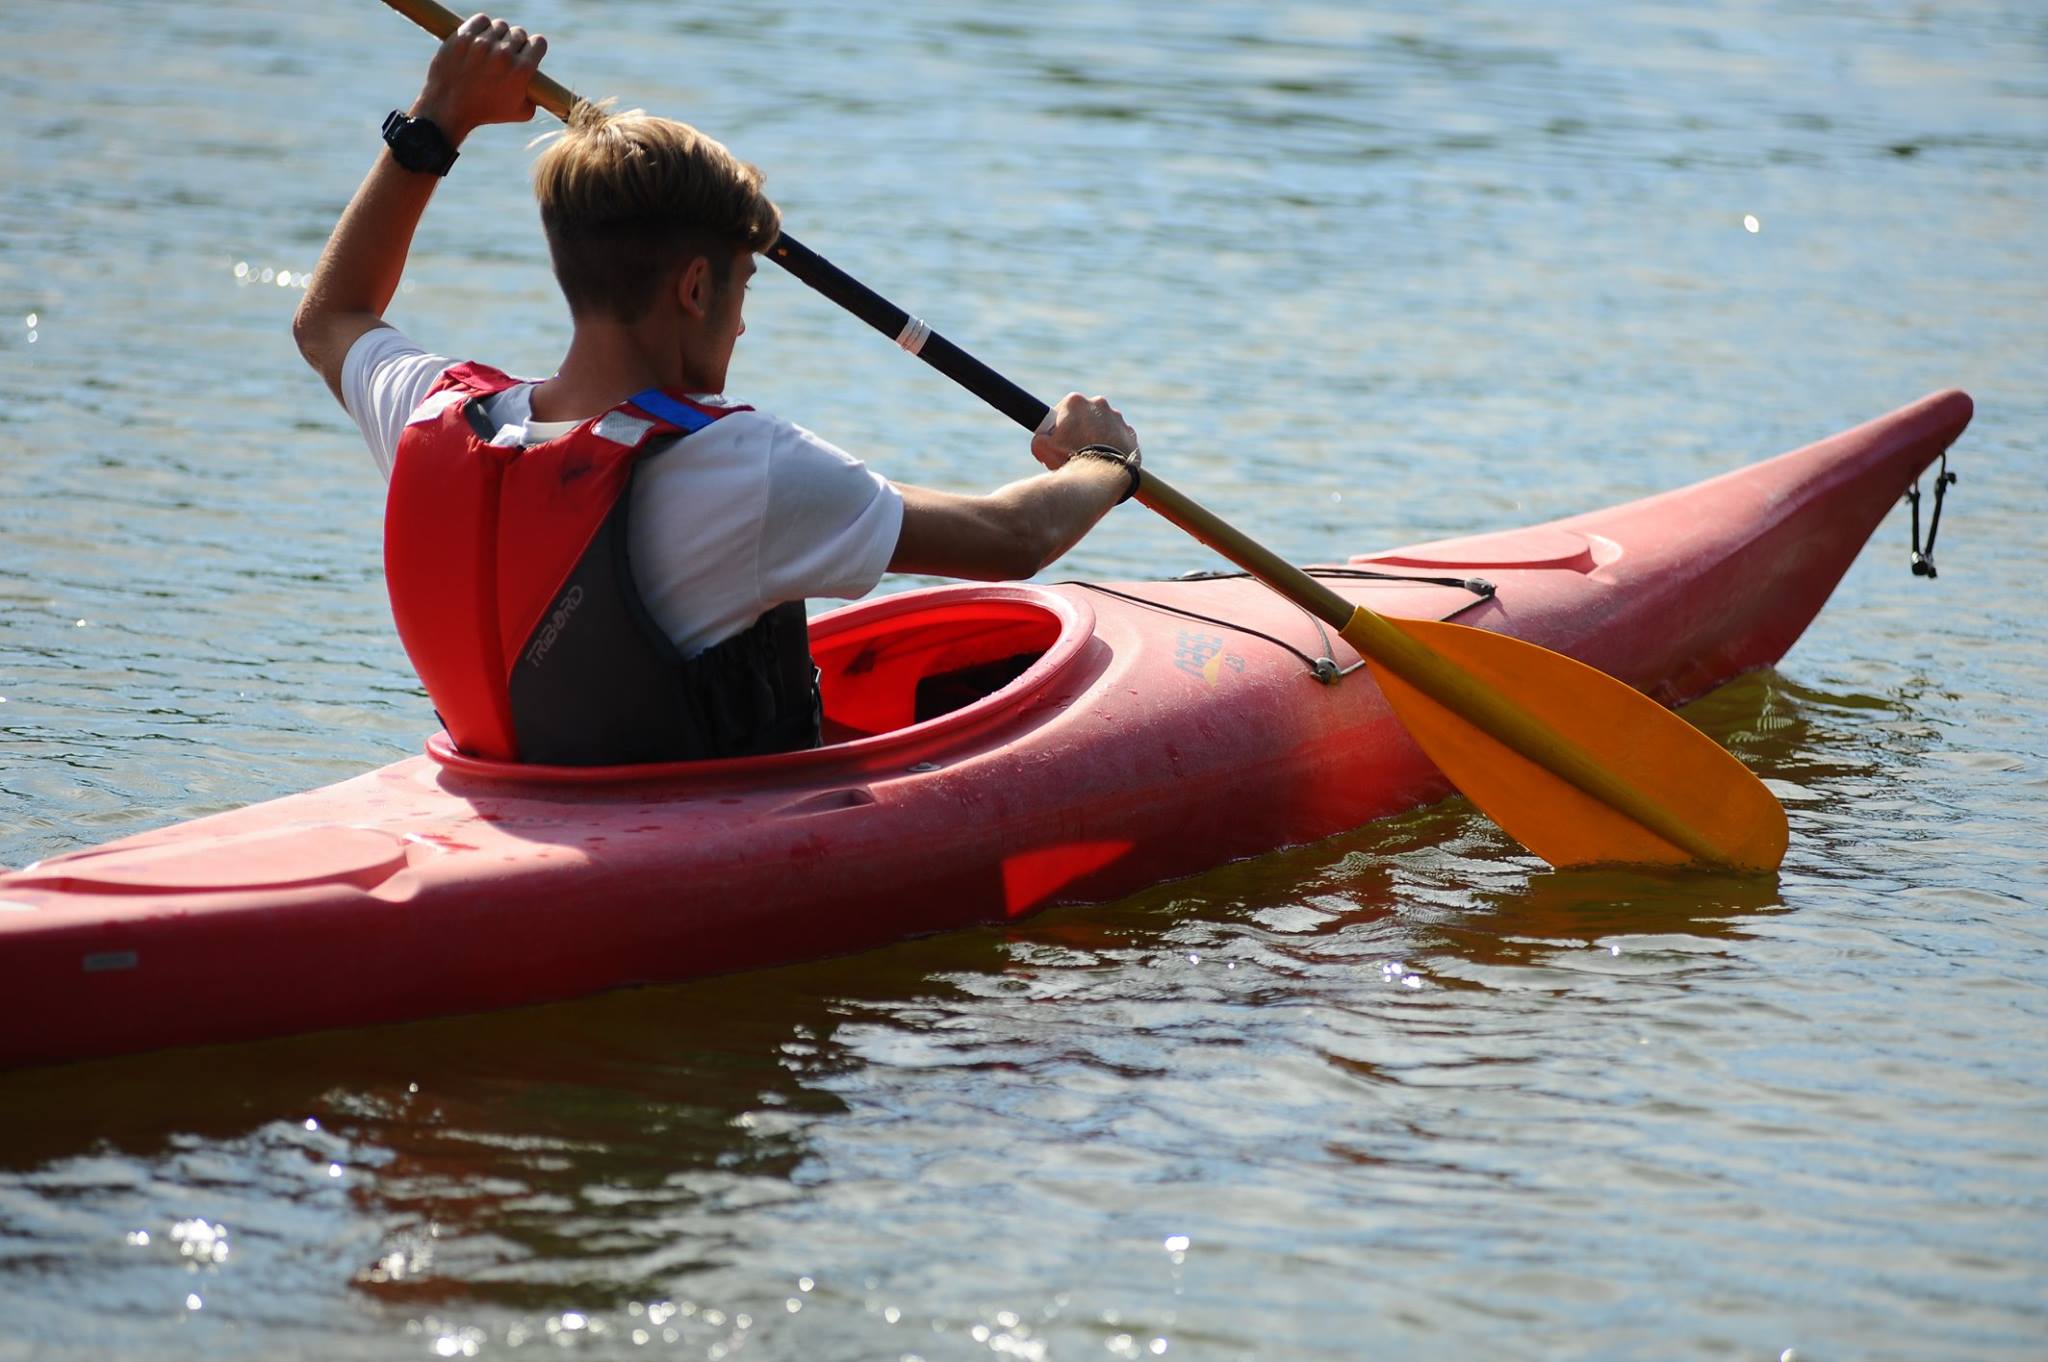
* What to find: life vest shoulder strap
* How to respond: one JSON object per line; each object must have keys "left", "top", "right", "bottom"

{"left": 624, "top": 387, "right": 753, "bottom": 434}
{"left": 428, "top": 360, "right": 524, "bottom": 400}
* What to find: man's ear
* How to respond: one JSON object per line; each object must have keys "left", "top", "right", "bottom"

{"left": 675, "top": 256, "right": 713, "bottom": 319}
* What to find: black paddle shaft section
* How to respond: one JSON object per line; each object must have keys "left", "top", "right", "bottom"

{"left": 765, "top": 230, "right": 1361, "bottom": 633}
{"left": 768, "top": 234, "right": 1052, "bottom": 433}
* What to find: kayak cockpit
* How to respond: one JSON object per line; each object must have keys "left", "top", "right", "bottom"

{"left": 425, "top": 584, "right": 1096, "bottom": 784}
{"left": 815, "top": 588, "right": 1071, "bottom": 737}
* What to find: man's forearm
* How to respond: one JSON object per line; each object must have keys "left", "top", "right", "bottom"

{"left": 891, "top": 459, "right": 1129, "bottom": 581}
{"left": 292, "top": 144, "right": 447, "bottom": 403}
{"left": 1002, "top": 458, "right": 1131, "bottom": 574}
{"left": 311, "top": 148, "right": 440, "bottom": 311}
{"left": 301, "top": 87, "right": 489, "bottom": 323}
{"left": 310, "top": 151, "right": 441, "bottom": 314}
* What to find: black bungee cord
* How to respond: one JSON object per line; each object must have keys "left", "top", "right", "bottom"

{"left": 1906, "top": 451, "right": 1958, "bottom": 579}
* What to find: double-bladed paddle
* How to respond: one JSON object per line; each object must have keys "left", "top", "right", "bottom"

{"left": 373, "top": 0, "right": 1789, "bottom": 871}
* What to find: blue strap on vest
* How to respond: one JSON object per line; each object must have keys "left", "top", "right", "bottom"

{"left": 629, "top": 389, "right": 720, "bottom": 435}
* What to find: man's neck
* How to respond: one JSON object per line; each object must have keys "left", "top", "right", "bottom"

{"left": 530, "top": 317, "right": 718, "bottom": 423}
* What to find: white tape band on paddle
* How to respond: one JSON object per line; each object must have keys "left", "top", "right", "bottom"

{"left": 895, "top": 316, "right": 932, "bottom": 357}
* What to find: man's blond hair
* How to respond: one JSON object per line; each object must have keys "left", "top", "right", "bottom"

{"left": 532, "top": 102, "right": 781, "bottom": 322}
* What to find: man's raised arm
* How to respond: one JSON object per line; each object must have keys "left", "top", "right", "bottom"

{"left": 293, "top": 13, "right": 547, "bottom": 404}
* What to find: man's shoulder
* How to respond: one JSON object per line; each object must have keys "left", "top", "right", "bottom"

{"left": 716, "top": 406, "right": 871, "bottom": 474}
{"left": 639, "top": 403, "right": 889, "bottom": 512}
{"left": 342, "top": 325, "right": 460, "bottom": 480}
{"left": 701, "top": 402, "right": 780, "bottom": 432}
{"left": 645, "top": 404, "right": 781, "bottom": 462}
{"left": 676, "top": 404, "right": 850, "bottom": 470}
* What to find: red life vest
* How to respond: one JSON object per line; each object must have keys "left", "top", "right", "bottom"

{"left": 384, "top": 362, "right": 821, "bottom": 765}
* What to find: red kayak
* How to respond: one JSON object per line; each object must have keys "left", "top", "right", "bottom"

{"left": 0, "top": 391, "right": 1971, "bottom": 1068}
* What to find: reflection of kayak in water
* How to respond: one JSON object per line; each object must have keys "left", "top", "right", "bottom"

{"left": 0, "top": 390, "right": 1972, "bottom": 1069}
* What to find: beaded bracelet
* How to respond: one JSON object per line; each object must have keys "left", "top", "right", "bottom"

{"left": 1072, "top": 444, "right": 1142, "bottom": 504}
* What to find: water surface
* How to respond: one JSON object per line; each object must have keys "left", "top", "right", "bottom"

{"left": 2, "top": 2, "right": 2044, "bottom": 1358}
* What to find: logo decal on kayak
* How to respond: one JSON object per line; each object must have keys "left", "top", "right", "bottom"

{"left": 525, "top": 585, "right": 585, "bottom": 668}
{"left": 1174, "top": 630, "right": 1244, "bottom": 687}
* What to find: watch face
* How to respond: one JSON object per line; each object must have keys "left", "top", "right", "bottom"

{"left": 395, "top": 123, "right": 436, "bottom": 162}
{"left": 389, "top": 117, "right": 450, "bottom": 172}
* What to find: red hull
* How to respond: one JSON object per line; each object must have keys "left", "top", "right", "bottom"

{"left": 0, "top": 392, "right": 1971, "bottom": 1068}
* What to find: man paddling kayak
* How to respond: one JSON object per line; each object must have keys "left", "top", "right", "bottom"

{"left": 292, "top": 12, "right": 1142, "bottom": 765}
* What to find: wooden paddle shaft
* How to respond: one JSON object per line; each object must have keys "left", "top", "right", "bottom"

{"left": 376, "top": 0, "right": 1361, "bottom": 634}
{"left": 381, "top": 0, "right": 578, "bottom": 119}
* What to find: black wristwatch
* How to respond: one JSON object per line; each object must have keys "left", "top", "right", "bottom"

{"left": 381, "top": 111, "right": 459, "bottom": 176}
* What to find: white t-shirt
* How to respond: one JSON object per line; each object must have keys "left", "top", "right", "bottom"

{"left": 341, "top": 325, "right": 904, "bottom": 658}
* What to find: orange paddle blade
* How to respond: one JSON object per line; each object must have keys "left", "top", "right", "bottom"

{"left": 1344, "top": 611, "right": 1788, "bottom": 871}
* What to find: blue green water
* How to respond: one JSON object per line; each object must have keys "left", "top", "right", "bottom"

{"left": 2, "top": 2, "right": 2044, "bottom": 1358}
